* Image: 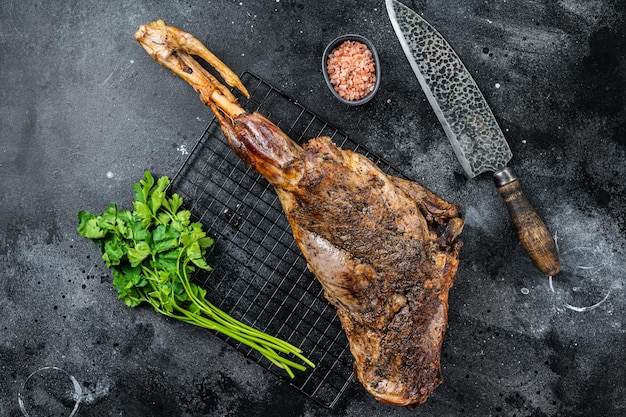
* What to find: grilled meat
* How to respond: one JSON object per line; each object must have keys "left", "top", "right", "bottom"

{"left": 136, "top": 20, "right": 464, "bottom": 408}
{"left": 219, "top": 112, "right": 464, "bottom": 407}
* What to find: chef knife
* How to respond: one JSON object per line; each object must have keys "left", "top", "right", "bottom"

{"left": 386, "top": 0, "right": 560, "bottom": 276}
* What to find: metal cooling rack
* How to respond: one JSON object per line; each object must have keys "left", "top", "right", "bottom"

{"left": 169, "top": 72, "right": 402, "bottom": 408}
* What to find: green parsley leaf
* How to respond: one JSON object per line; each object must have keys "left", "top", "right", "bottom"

{"left": 77, "top": 170, "right": 314, "bottom": 377}
{"left": 96, "top": 204, "right": 119, "bottom": 231}
{"left": 102, "top": 234, "right": 126, "bottom": 267}
{"left": 127, "top": 241, "right": 151, "bottom": 266}
{"left": 133, "top": 200, "right": 153, "bottom": 227}
{"left": 77, "top": 211, "right": 106, "bottom": 239}
{"left": 152, "top": 224, "right": 180, "bottom": 253}
{"left": 187, "top": 241, "right": 212, "bottom": 271}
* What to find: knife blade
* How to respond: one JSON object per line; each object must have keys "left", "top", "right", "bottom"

{"left": 386, "top": 0, "right": 560, "bottom": 276}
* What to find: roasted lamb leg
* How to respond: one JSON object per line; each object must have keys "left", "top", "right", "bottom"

{"left": 135, "top": 20, "right": 464, "bottom": 408}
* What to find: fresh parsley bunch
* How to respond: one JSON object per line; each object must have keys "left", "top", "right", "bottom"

{"left": 77, "top": 171, "right": 313, "bottom": 377}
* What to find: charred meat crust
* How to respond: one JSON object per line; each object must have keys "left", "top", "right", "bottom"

{"left": 225, "top": 112, "right": 464, "bottom": 408}
{"left": 279, "top": 134, "right": 462, "bottom": 407}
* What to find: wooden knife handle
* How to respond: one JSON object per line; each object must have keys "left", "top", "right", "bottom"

{"left": 494, "top": 168, "right": 560, "bottom": 276}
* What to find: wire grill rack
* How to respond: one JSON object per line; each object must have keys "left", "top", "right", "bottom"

{"left": 169, "top": 72, "right": 402, "bottom": 408}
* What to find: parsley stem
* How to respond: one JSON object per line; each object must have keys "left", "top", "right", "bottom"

{"left": 142, "top": 269, "right": 312, "bottom": 375}
{"left": 163, "top": 301, "right": 306, "bottom": 375}
{"left": 175, "top": 256, "right": 314, "bottom": 371}
{"left": 78, "top": 171, "right": 314, "bottom": 378}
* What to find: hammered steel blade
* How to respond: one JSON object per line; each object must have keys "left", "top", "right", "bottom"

{"left": 386, "top": 0, "right": 512, "bottom": 178}
{"left": 386, "top": 0, "right": 560, "bottom": 276}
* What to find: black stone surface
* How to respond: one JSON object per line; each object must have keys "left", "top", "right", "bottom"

{"left": 1, "top": 1, "right": 625, "bottom": 416}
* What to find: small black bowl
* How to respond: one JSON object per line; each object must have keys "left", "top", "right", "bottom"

{"left": 322, "top": 34, "right": 381, "bottom": 106}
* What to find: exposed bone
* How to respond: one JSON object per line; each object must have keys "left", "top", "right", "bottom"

{"left": 134, "top": 20, "right": 248, "bottom": 119}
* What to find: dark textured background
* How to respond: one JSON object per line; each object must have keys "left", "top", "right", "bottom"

{"left": 1, "top": 0, "right": 625, "bottom": 416}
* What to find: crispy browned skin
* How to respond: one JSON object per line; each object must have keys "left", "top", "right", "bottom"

{"left": 136, "top": 21, "right": 464, "bottom": 408}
